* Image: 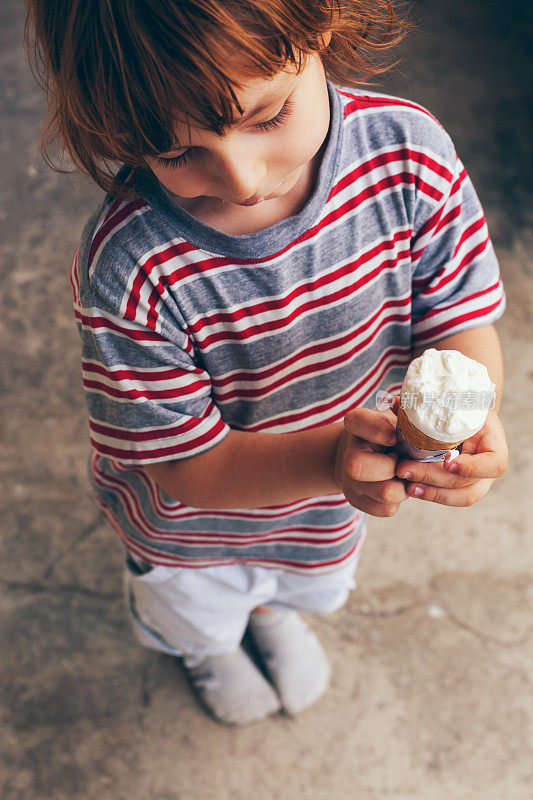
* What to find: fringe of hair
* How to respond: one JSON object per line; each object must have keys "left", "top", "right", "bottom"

{"left": 24, "top": 0, "right": 411, "bottom": 200}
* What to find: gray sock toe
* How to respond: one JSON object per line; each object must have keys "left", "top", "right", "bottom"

{"left": 183, "top": 647, "right": 281, "bottom": 725}
{"left": 248, "top": 610, "right": 331, "bottom": 716}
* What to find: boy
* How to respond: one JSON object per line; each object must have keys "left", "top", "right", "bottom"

{"left": 24, "top": 0, "right": 508, "bottom": 725}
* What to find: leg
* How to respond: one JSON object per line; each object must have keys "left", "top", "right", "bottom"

{"left": 248, "top": 607, "right": 331, "bottom": 716}
{"left": 123, "top": 561, "right": 281, "bottom": 725}
{"left": 248, "top": 547, "right": 362, "bottom": 715}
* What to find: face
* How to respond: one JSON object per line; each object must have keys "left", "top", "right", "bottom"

{"left": 144, "top": 47, "right": 331, "bottom": 210}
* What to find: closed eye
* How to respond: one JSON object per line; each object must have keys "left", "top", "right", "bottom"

{"left": 254, "top": 98, "right": 293, "bottom": 132}
{"left": 154, "top": 99, "right": 294, "bottom": 170}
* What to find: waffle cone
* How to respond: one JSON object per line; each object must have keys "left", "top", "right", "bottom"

{"left": 397, "top": 406, "right": 464, "bottom": 451}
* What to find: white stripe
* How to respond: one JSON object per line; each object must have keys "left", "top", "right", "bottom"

{"left": 190, "top": 228, "right": 411, "bottom": 348}
{"left": 120, "top": 236, "right": 205, "bottom": 326}
{"left": 342, "top": 94, "right": 444, "bottom": 131}
{"left": 213, "top": 297, "right": 411, "bottom": 402}
{"left": 412, "top": 282, "right": 504, "bottom": 335}
{"left": 85, "top": 379, "right": 209, "bottom": 406}
{"left": 93, "top": 414, "right": 211, "bottom": 436}
{"left": 91, "top": 415, "right": 227, "bottom": 457}
{"left": 416, "top": 226, "right": 492, "bottom": 303}
{"left": 334, "top": 143, "right": 452, "bottom": 205}
{"left": 247, "top": 350, "right": 407, "bottom": 433}
{"left": 88, "top": 204, "right": 149, "bottom": 278}
{"left": 95, "top": 465, "right": 357, "bottom": 542}
{"left": 124, "top": 175, "right": 415, "bottom": 329}
{"left": 97, "top": 473, "right": 357, "bottom": 545}
{"left": 74, "top": 303, "right": 176, "bottom": 346}
{"left": 83, "top": 359, "right": 207, "bottom": 395}
{"left": 411, "top": 187, "right": 463, "bottom": 263}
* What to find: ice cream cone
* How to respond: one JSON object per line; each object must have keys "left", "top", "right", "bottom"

{"left": 397, "top": 406, "right": 464, "bottom": 451}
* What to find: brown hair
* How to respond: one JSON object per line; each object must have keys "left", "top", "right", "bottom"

{"left": 24, "top": 0, "right": 409, "bottom": 200}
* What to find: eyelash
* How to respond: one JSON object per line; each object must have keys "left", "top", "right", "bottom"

{"left": 254, "top": 98, "right": 293, "bottom": 132}
{"left": 155, "top": 99, "right": 293, "bottom": 170}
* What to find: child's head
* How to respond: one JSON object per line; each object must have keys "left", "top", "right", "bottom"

{"left": 24, "top": 0, "right": 407, "bottom": 201}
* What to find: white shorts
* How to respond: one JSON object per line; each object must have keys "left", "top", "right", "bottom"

{"left": 123, "top": 552, "right": 361, "bottom": 660}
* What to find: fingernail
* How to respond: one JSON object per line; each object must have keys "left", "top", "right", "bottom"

{"left": 412, "top": 485, "right": 424, "bottom": 497}
{"left": 403, "top": 471, "right": 413, "bottom": 481}
{"left": 447, "top": 463, "right": 458, "bottom": 473}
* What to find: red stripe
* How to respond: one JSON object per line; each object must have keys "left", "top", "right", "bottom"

{"left": 421, "top": 233, "right": 490, "bottom": 297}
{"left": 332, "top": 147, "right": 452, "bottom": 201}
{"left": 83, "top": 377, "right": 209, "bottom": 403}
{"left": 190, "top": 234, "right": 412, "bottom": 349}
{"left": 90, "top": 416, "right": 227, "bottom": 460}
{"left": 124, "top": 239, "right": 199, "bottom": 321}
{"left": 94, "top": 462, "right": 357, "bottom": 546}
{"left": 213, "top": 309, "right": 410, "bottom": 403}
{"left": 413, "top": 297, "right": 504, "bottom": 342}
{"left": 411, "top": 204, "right": 464, "bottom": 268}
{"left": 82, "top": 359, "right": 205, "bottom": 384}
{"left": 74, "top": 309, "right": 167, "bottom": 342}
{"left": 87, "top": 197, "right": 147, "bottom": 275}
{"left": 418, "top": 279, "right": 502, "bottom": 320}
{"left": 451, "top": 216, "right": 486, "bottom": 259}
{"left": 340, "top": 91, "right": 441, "bottom": 127}
{"left": 90, "top": 402, "right": 222, "bottom": 443}
{"left": 413, "top": 213, "right": 488, "bottom": 293}
{"left": 411, "top": 168, "right": 465, "bottom": 264}
{"left": 249, "top": 348, "right": 408, "bottom": 432}
{"left": 211, "top": 295, "right": 410, "bottom": 390}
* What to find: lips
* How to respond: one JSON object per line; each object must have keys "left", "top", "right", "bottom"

{"left": 237, "top": 179, "right": 284, "bottom": 206}
{"left": 239, "top": 197, "right": 265, "bottom": 206}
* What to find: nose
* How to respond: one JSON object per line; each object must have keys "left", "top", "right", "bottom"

{"left": 212, "top": 138, "right": 267, "bottom": 203}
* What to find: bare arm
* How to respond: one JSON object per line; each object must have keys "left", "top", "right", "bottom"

{"left": 144, "top": 422, "right": 343, "bottom": 509}
{"left": 145, "top": 325, "right": 505, "bottom": 512}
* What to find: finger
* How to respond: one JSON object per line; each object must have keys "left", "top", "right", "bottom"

{"left": 344, "top": 450, "right": 399, "bottom": 482}
{"left": 344, "top": 407, "right": 397, "bottom": 447}
{"left": 443, "top": 450, "right": 508, "bottom": 480}
{"left": 460, "top": 412, "right": 507, "bottom": 459}
{"left": 396, "top": 459, "right": 475, "bottom": 488}
{"left": 343, "top": 490, "right": 401, "bottom": 518}
{"left": 361, "top": 478, "right": 409, "bottom": 504}
{"left": 386, "top": 394, "right": 401, "bottom": 416}
{"left": 405, "top": 478, "right": 494, "bottom": 506}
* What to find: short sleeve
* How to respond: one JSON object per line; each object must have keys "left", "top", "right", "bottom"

{"left": 410, "top": 139, "right": 506, "bottom": 348}
{"left": 72, "top": 246, "right": 230, "bottom": 465}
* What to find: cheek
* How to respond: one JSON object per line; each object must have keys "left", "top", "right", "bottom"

{"left": 279, "top": 109, "right": 329, "bottom": 166}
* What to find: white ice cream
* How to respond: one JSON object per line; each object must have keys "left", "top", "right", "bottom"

{"left": 400, "top": 349, "right": 495, "bottom": 442}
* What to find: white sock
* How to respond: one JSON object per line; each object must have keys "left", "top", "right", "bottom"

{"left": 182, "top": 647, "right": 281, "bottom": 726}
{"left": 248, "top": 609, "right": 331, "bottom": 716}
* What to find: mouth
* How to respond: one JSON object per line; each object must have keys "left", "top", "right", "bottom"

{"left": 238, "top": 197, "right": 265, "bottom": 207}
{"left": 235, "top": 179, "right": 285, "bottom": 207}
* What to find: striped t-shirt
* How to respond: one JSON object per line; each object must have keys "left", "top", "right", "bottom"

{"left": 71, "top": 81, "right": 505, "bottom": 573}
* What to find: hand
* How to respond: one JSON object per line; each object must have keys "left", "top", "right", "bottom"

{"left": 395, "top": 409, "right": 508, "bottom": 506}
{"left": 334, "top": 403, "right": 409, "bottom": 517}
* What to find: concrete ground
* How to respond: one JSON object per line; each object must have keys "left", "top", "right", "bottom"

{"left": 1, "top": 1, "right": 532, "bottom": 798}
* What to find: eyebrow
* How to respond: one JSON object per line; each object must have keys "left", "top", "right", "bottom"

{"left": 164, "top": 89, "right": 289, "bottom": 153}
